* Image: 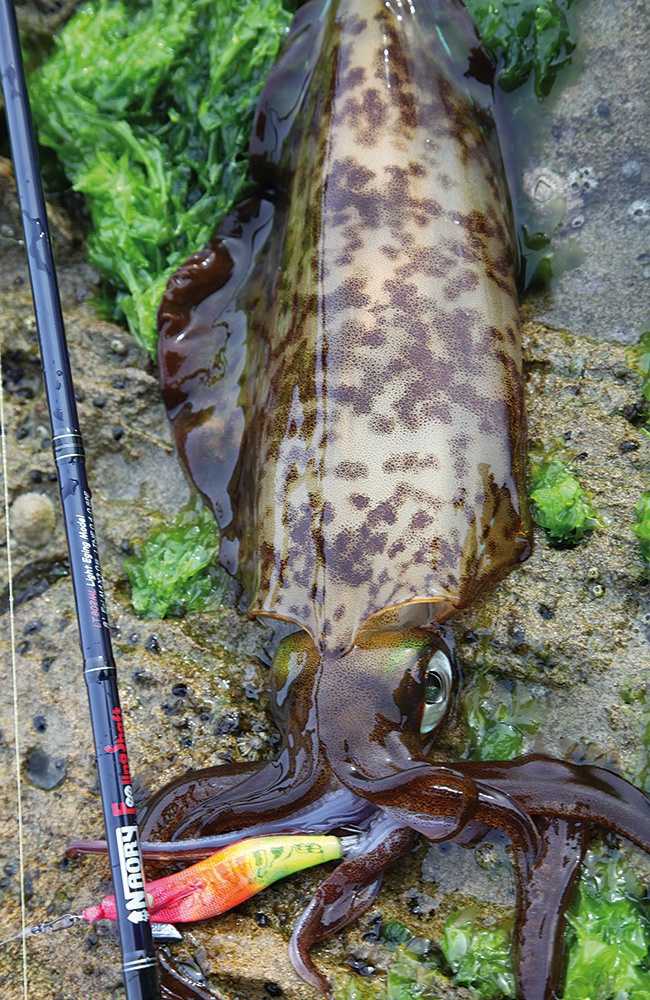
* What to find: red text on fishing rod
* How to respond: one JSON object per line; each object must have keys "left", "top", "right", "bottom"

{"left": 106, "top": 707, "right": 136, "bottom": 816}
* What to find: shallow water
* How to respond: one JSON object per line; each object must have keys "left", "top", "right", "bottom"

{"left": 520, "top": 0, "right": 650, "bottom": 343}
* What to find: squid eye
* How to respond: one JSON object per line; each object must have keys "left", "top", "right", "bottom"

{"left": 420, "top": 649, "right": 454, "bottom": 734}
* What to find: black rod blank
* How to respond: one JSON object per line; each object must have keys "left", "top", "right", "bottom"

{"left": 0, "top": 4, "right": 159, "bottom": 997}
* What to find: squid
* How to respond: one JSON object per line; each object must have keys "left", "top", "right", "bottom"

{"left": 129, "top": 0, "right": 650, "bottom": 996}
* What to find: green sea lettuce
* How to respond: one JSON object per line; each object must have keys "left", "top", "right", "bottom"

{"left": 29, "top": 0, "right": 293, "bottom": 353}
{"left": 529, "top": 459, "right": 600, "bottom": 545}
{"left": 464, "top": 0, "right": 577, "bottom": 97}
{"left": 124, "top": 497, "right": 229, "bottom": 617}
{"left": 630, "top": 492, "right": 650, "bottom": 568}
{"left": 563, "top": 845, "right": 650, "bottom": 1000}
{"left": 463, "top": 675, "right": 545, "bottom": 761}
{"left": 441, "top": 907, "right": 515, "bottom": 997}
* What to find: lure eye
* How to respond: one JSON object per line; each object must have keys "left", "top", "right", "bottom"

{"left": 420, "top": 649, "right": 454, "bottom": 735}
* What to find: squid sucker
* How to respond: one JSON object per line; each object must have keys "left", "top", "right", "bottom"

{"left": 135, "top": 0, "right": 650, "bottom": 997}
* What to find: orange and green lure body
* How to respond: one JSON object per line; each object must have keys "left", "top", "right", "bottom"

{"left": 83, "top": 835, "right": 342, "bottom": 925}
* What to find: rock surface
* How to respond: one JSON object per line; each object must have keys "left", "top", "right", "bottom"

{"left": 520, "top": 0, "right": 650, "bottom": 342}
{"left": 0, "top": 2, "right": 649, "bottom": 999}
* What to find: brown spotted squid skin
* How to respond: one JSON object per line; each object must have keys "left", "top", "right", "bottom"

{"left": 160, "top": 0, "right": 531, "bottom": 655}
{"left": 144, "top": 3, "right": 650, "bottom": 999}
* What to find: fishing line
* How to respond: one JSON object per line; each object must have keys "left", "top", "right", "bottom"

{"left": 0, "top": 3, "right": 160, "bottom": 996}
{"left": 0, "top": 355, "right": 29, "bottom": 1000}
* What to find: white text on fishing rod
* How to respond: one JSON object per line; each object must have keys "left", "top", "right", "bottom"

{"left": 115, "top": 825, "right": 150, "bottom": 924}
{"left": 76, "top": 512, "right": 102, "bottom": 629}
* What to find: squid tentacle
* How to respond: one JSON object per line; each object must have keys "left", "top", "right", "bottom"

{"left": 67, "top": 761, "right": 272, "bottom": 859}
{"left": 142, "top": 736, "right": 325, "bottom": 842}
{"left": 139, "top": 760, "right": 270, "bottom": 842}
{"left": 137, "top": 788, "right": 376, "bottom": 861}
{"left": 170, "top": 761, "right": 322, "bottom": 842}
{"left": 330, "top": 750, "right": 540, "bottom": 880}
{"left": 515, "top": 817, "right": 590, "bottom": 1000}
{"left": 72, "top": 770, "right": 377, "bottom": 863}
{"left": 289, "top": 818, "right": 417, "bottom": 995}
{"left": 454, "top": 755, "right": 650, "bottom": 854}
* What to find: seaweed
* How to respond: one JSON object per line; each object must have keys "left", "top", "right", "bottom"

{"left": 124, "top": 496, "right": 229, "bottom": 618}
{"left": 626, "top": 330, "right": 650, "bottom": 435}
{"left": 463, "top": 0, "right": 578, "bottom": 98}
{"left": 626, "top": 331, "right": 650, "bottom": 404}
{"left": 462, "top": 675, "right": 546, "bottom": 761}
{"left": 441, "top": 908, "right": 515, "bottom": 998}
{"left": 529, "top": 458, "right": 600, "bottom": 546}
{"left": 28, "top": 0, "right": 293, "bottom": 354}
{"left": 630, "top": 492, "right": 650, "bottom": 569}
{"left": 563, "top": 844, "right": 650, "bottom": 1000}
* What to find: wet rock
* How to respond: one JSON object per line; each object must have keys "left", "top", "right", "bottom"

{"left": 10, "top": 492, "right": 56, "bottom": 547}
{"left": 621, "top": 159, "right": 644, "bottom": 182}
{"left": 26, "top": 748, "right": 66, "bottom": 790}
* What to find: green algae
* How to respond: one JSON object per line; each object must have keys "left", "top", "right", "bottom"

{"left": 625, "top": 332, "right": 650, "bottom": 568}
{"left": 463, "top": 0, "right": 577, "bottom": 97}
{"left": 457, "top": 623, "right": 564, "bottom": 687}
{"left": 517, "top": 214, "right": 586, "bottom": 290}
{"left": 381, "top": 951, "right": 447, "bottom": 999}
{"left": 335, "top": 946, "right": 447, "bottom": 1000}
{"left": 334, "top": 911, "right": 516, "bottom": 1000}
{"left": 638, "top": 705, "right": 650, "bottom": 797}
{"left": 563, "top": 844, "right": 650, "bottom": 1000}
{"left": 124, "top": 496, "right": 229, "bottom": 618}
{"left": 441, "top": 908, "right": 515, "bottom": 998}
{"left": 462, "top": 675, "right": 546, "bottom": 761}
{"left": 626, "top": 330, "right": 650, "bottom": 421}
{"left": 334, "top": 917, "right": 509, "bottom": 1000}
{"left": 630, "top": 492, "right": 650, "bottom": 569}
{"left": 529, "top": 458, "right": 601, "bottom": 546}
{"left": 620, "top": 683, "right": 650, "bottom": 797}
{"left": 28, "top": 0, "right": 293, "bottom": 354}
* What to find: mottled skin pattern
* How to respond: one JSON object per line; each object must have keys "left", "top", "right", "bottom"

{"left": 237, "top": 0, "right": 531, "bottom": 652}
{"left": 159, "top": 0, "right": 530, "bottom": 652}
{"left": 117, "top": 2, "right": 650, "bottom": 999}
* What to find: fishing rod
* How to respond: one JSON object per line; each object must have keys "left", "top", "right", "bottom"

{"left": 0, "top": 3, "right": 160, "bottom": 997}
